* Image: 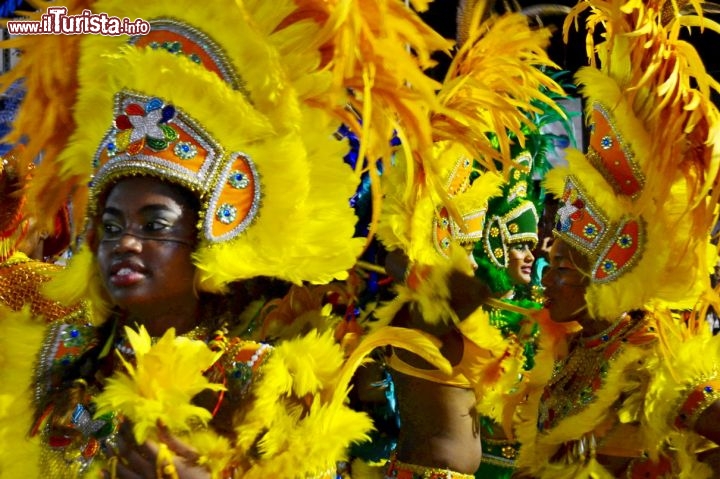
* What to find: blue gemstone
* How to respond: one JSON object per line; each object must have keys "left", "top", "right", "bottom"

{"left": 228, "top": 171, "right": 249, "bottom": 189}
{"left": 601, "top": 334, "right": 609, "bottom": 342}
{"left": 72, "top": 404, "right": 85, "bottom": 423}
{"left": 70, "top": 329, "right": 79, "bottom": 338}
{"left": 705, "top": 386, "right": 714, "bottom": 394}
{"left": 146, "top": 98, "right": 163, "bottom": 112}
{"left": 216, "top": 204, "right": 237, "bottom": 224}
{"left": 161, "top": 105, "right": 176, "bottom": 123}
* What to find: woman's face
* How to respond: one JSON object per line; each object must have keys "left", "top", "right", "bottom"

{"left": 507, "top": 241, "right": 535, "bottom": 286}
{"left": 95, "top": 177, "right": 198, "bottom": 319}
{"left": 541, "top": 238, "right": 590, "bottom": 323}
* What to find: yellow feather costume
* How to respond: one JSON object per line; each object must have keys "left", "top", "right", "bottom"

{"left": 0, "top": 305, "right": 45, "bottom": 478}
{"left": 375, "top": 7, "right": 565, "bottom": 326}
{"left": 513, "top": 0, "right": 720, "bottom": 477}
{"left": 0, "top": 0, "right": 465, "bottom": 477}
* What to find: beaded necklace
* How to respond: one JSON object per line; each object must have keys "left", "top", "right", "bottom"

{"left": 537, "top": 312, "right": 646, "bottom": 432}
{"left": 113, "top": 321, "right": 214, "bottom": 357}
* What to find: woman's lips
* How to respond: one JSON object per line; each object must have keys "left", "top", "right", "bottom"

{"left": 110, "top": 267, "right": 146, "bottom": 286}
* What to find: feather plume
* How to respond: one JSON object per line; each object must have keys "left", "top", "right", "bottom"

{"left": 548, "top": 0, "right": 720, "bottom": 320}
{"left": 0, "top": 305, "right": 46, "bottom": 477}
{"left": 438, "top": 12, "right": 565, "bottom": 172}
{"left": 0, "top": 0, "right": 95, "bottom": 235}
{"left": 93, "top": 326, "right": 224, "bottom": 444}
{"left": 233, "top": 325, "right": 450, "bottom": 477}
{"left": 40, "top": 244, "right": 110, "bottom": 322}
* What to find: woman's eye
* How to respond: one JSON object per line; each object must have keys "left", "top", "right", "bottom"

{"left": 102, "top": 222, "right": 122, "bottom": 234}
{"left": 144, "top": 220, "right": 170, "bottom": 232}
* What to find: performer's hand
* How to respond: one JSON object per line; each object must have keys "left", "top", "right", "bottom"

{"left": 540, "top": 236, "right": 553, "bottom": 255}
{"left": 104, "top": 423, "right": 210, "bottom": 479}
{"left": 447, "top": 270, "right": 492, "bottom": 321}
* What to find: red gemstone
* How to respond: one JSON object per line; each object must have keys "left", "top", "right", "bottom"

{"left": 125, "top": 103, "right": 145, "bottom": 116}
{"left": 83, "top": 438, "right": 100, "bottom": 458}
{"left": 114, "top": 115, "right": 132, "bottom": 130}
{"left": 48, "top": 435, "right": 73, "bottom": 448}
{"left": 127, "top": 140, "right": 144, "bottom": 155}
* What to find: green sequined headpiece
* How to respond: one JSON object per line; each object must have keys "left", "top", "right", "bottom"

{"left": 472, "top": 151, "right": 539, "bottom": 293}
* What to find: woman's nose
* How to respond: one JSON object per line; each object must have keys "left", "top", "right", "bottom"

{"left": 113, "top": 232, "right": 143, "bottom": 253}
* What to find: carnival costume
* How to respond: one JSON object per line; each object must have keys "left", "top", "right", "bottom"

{"left": 0, "top": 111, "right": 82, "bottom": 479}
{"left": 0, "top": 85, "right": 86, "bottom": 479}
{"left": 468, "top": 153, "right": 542, "bottom": 479}
{"left": 512, "top": 0, "right": 720, "bottom": 477}
{"left": 0, "top": 0, "right": 469, "bottom": 477}
{"left": 0, "top": 78, "right": 75, "bottom": 319}
{"left": 0, "top": 153, "right": 77, "bottom": 321}
{"left": 371, "top": 2, "right": 568, "bottom": 477}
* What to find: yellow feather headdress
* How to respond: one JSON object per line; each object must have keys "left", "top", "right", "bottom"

{"left": 545, "top": 0, "right": 720, "bottom": 319}
{"left": 374, "top": 4, "right": 566, "bottom": 325}
{"left": 377, "top": 8, "right": 564, "bottom": 265}
{"left": 1, "top": 0, "right": 458, "bottom": 296}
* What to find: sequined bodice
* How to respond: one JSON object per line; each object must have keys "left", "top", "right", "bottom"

{"left": 537, "top": 312, "right": 651, "bottom": 432}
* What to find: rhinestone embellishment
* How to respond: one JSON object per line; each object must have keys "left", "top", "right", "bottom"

{"left": 600, "top": 136, "right": 613, "bottom": 149}
{"left": 216, "top": 204, "right": 237, "bottom": 224}
{"left": 173, "top": 141, "right": 198, "bottom": 160}
{"left": 228, "top": 171, "right": 250, "bottom": 189}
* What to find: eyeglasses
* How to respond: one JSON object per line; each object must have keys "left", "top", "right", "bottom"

{"left": 98, "top": 219, "right": 195, "bottom": 247}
